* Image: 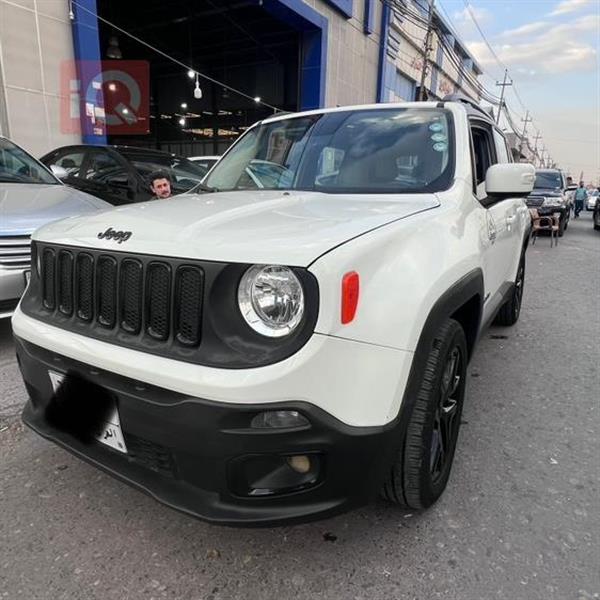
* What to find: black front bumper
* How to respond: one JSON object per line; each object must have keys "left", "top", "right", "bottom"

{"left": 16, "top": 336, "right": 400, "bottom": 526}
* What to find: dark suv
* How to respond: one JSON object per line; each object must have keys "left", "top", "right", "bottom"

{"left": 526, "top": 169, "right": 571, "bottom": 236}
{"left": 40, "top": 146, "right": 207, "bottom": 205}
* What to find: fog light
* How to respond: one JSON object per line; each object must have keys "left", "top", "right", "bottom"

{"left": 287, "top": 455, "right": 311, "bottom": 474}
{"left": 250, "top": 410, "right": 309, "bottom": 429}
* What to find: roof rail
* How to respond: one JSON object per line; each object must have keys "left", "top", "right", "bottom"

{"left": 441, "top": 93, "right": 490, "bottom": 119}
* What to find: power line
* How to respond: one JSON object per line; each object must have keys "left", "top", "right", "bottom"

{"left": 388, "top": 0, "right": 503, "bottom": 104}
{"left": 462, "top": 1, "right": 507, "bottom": 75}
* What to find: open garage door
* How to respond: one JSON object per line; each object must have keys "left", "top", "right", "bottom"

{"left": 94, "top": 0, "right": 326, "bottom": 156}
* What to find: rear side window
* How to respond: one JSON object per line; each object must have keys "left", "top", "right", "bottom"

{"left": 493, "top": 129, "right": 511, "bottom": 164}
{"left": 471, "top": 128, "right": 493, "bottom": 184}
{"left": 83, "top": 152, "right": 126, "bottom": 182}
{"left": 52, "top": 149, "right": 86, "bottom": 179}
{"left": 470, "top": 123, "right": 497, "bottom": 201}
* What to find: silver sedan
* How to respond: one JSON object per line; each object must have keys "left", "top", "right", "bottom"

{"left": 1, "top": 137, "right": 110, "bottom": 318}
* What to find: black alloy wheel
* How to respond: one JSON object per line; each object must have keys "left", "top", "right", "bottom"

{"left": 495, "top": 255, "right": 525, "bottom": 326}
{"left": 381, "top": 318, "right": 468, "bottom": 510}
{"left": 513, "top": 260, "right": 525, "bottom": 321}
{"left": 430, "top": 346, "right": 463, "bottom": 484}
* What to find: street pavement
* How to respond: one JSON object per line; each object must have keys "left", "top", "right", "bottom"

{"left": 0, "top": 212, "right": 598, "bottom": 600}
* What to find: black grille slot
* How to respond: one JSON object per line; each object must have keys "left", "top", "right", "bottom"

{"left": 97, "top": 256, "right": 117, "bottom": 328}
{"left": 58, "top": 251, "right": 74, "bottom": 316}
{"left": 42, "top": 248, "right": 56, "bottom": 310}
{"left": 175, "top": 266, "right": 204, "bottom": 346}
{"left": 146, "top": 263, "right": 171, "bottom": 340}
{"left": 120, "top": 259, "right": 143, "bottom": 334}
{"left": 76, "top": 253, "right": 94, "bottom": 321}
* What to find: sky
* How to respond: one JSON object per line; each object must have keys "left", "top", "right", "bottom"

{"left": 438, "top": 0, "right": 600, "bottom": 183}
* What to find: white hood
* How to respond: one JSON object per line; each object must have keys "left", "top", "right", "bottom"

{"left": 33, "top": 190, "right": 440, "bottom": 266}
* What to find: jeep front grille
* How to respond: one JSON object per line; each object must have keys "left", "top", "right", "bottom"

{"left": 0, "top": 235, "right": 31, "bottom": 269}
{"left": 38, "top": 245, "right": 204, "bottom": 349}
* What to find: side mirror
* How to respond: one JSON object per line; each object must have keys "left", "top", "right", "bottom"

{"left": 50, "top": 164, "right": 69, "bottom": 179}
{"left": 485, "top": 163, "right": 535, "bottom": 199}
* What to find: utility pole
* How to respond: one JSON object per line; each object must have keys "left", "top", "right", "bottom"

{"left": 495, "top": 69, "right": 512, "bottom": 125}
{"left": 532, "top": 131, "right": 542, "bottom": 166}
{"left": 518, "top": 110, "right": 532, "bottom": 158}
{"left": 418, "top": 0, "right": 435, "bottom": 101}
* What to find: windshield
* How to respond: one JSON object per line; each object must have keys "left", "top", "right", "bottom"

{"left": 122, "top": 152, "right": 208, "bottom": 193}
{"left": 205, "top": 108, "right": 454, "bottom": 194}
{"left": 534, "top": 171, "right": 562, "bottom": 190}
{"left": 0, "top": 138, "right": 58, "bottom": 185}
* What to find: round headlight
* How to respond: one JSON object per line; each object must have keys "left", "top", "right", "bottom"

{"left": 238, "top": 265, "right": 304, "bottom": 337}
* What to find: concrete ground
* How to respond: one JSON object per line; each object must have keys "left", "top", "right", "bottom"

{"left": 0, "top": 212, "right": 598, "bottom": 600}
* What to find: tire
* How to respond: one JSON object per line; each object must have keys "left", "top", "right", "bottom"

{"left": 495, "top": 254, "right": 525, "bottom": 326}
{"left": 381, "top": 319, "right": 467, "bottom": 510}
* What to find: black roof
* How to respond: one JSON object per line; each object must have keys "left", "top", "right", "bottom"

{"left": 43, "top": 144, "right": 183, "bottom": 159}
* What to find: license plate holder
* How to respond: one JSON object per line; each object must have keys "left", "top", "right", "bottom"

{"left": 48, "top": 370, "right": 128, "bottom": 454}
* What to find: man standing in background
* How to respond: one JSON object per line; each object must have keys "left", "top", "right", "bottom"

{"left": 574, "top": 182, "right": 588, "bottom": 218}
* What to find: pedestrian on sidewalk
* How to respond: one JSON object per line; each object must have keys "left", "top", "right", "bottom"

{"left": 574, "top": 182, "right": 587, "bottom": 218}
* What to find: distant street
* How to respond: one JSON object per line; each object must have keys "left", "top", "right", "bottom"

{"left": 0, "top": 212, "right": 598, "bottom": 600}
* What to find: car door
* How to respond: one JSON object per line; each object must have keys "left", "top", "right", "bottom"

{"left": 470, "top": 121, "right": 515, "bottom": 319}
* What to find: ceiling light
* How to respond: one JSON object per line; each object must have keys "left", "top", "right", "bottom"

{"left": 106, "top": 36, "right": 122, "bottom": 59}
{"left": 187, "top": 69, "right": 195, "bottom": 79}
{"left": 108, "top": 83, "right": 117, "bottom": 92}
{"left": 254, "top": 96, "right": 261, "bottom": 103}
{"left": 194, "top": 76, "right": 202, "bottom": 99}
{"left": 179, "top": 118, "right": 186, "bottom": 126}
{"left": 181, "top": 102, "right": 188, "bottom": 109}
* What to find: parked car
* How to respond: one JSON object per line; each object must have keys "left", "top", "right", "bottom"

{"left": 40, "top": 146, "right": 207, "bottom": 205}
{"left": 525, "top": 169, "right": 571, "bottom": 236}
{"left": 586, "top": 189, "right": 598, "bottom": 211}
{"left": 13, "top": 98, "right": 534, "bottom": 525}
{"left": 0, "top": 137, "right": 110, "bottom": 318}
{"left": 188, "top": 155, "right": 220, "bottom": 176}
{"left": 593, "top": 194, "right": 600, "bottom": 231}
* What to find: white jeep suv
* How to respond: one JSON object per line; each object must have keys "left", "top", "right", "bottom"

{"left": 13, "top": 99, "right": 534, "bottom": 525}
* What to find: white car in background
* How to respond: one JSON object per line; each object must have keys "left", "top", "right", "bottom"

{"left": 586, "top": 190, "right": 598, "bottom": 211}
{"left": 0, "top": 137, "right": 110, "bottom": 318}
{"left": 188, "top": 155, "right": 221, "bottom": 177}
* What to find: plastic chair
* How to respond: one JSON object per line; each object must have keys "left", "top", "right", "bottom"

{"left": 530, "top": 209, "right": 560, "bottom": 247}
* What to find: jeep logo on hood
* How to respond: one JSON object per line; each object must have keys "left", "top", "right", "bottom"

{"left": 97, "top": 227, "right": 132, "bottom": 244}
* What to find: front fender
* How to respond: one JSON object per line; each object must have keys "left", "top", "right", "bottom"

{"left": 309, "top": 186, "right": 484, "bottom": 354}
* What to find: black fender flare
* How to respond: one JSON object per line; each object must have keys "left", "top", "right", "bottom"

{"left": 377, "top": 269, "right": 484, "bottom": 479}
